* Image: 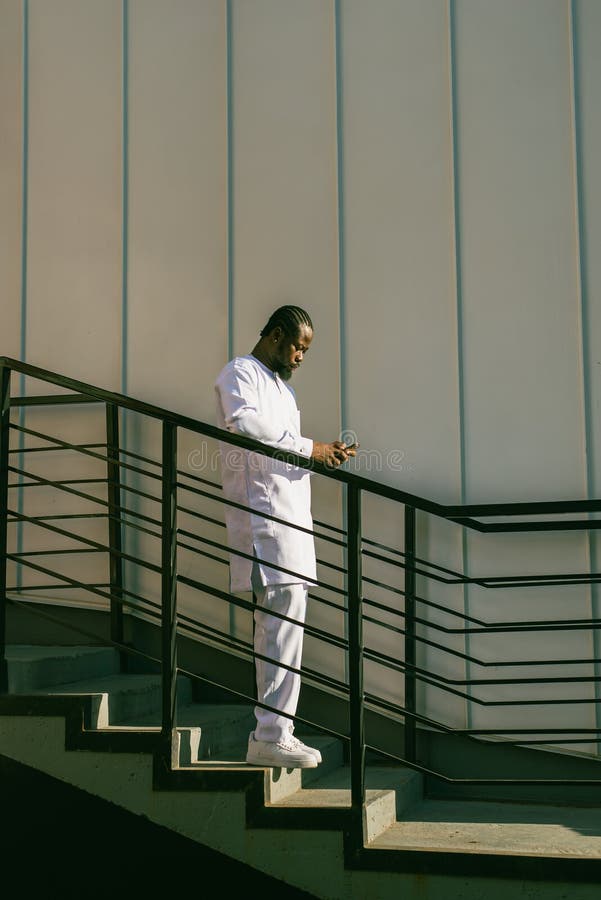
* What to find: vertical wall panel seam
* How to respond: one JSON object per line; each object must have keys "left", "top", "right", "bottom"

{"left": 447, "top": 0, "right": 471, "bottom": 729}
{"left": 122, "top": 0, "right": 129, "bottom": 400}
{"left": 226, "top": 0, "right": 235, "bottom": 636}
{"left": 121, "top": 0, "right": 130, "bottom": 594}
{"left": 16, "top": 0, "right": 30, "bottom": 590}
{"left": 333, "top": 0, "right": 348, "bottom": 683}
{"left": 568, "top": 0, "right": 600, "bottom": 743}
{"left": 226, "top": 0, "right": 234, "bottom": 364}
{"left": 334, "top": 0, "right": 346, "bottom": 437}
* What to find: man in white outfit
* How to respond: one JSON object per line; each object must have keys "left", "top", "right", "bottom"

{"left": 214, "top": 306, "right": 356, "bottom": 768}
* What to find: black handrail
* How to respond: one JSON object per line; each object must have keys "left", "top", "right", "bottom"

{"left": 5, "top": 356, "right": 599, "bottom": 522}
{"left": 2, "top": 354, "right": 601, "bottom": 854}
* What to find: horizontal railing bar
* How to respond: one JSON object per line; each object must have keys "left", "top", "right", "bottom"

{"left": 9, "top": 442, "right": 107, "bottom": 454}
{"left": 378, "top": 583, "right": 601, "bottom": 632}
{"left": 11, "top": 548, "right": 104, "bottom": 557}
{"left": 364, "top": 548, "right": 472, "bottom": 586}
{"left": 0, "top": 358, "right": 513, "bottom": 519}
{"left": 8, "top": 512, "right": 107, "bottom": 522}
{"left": 176, "top": 615, "right": 348, "bottom": 696}
{"left": 7, "top": 582, "right": 111, "bottom": 592}
{"left": 177, "top": 527, "right": 345, "bottom": 577}
{"left": 175, "top": 478, "right": 347, "bottom": 547}
{"left": 117, "top": 585, "right": 161, "bottom": 612}
{"left": 362, "top": 537, "right": 468, "bottom": 581}
{"left": 175, "top": 620, "right": 252, "bottom": 657}
{"left": 447, "top": 499, "right": 601, "bottom": 517}
{"left": 484, "top": 577, "right": 601, "bottom": 589}
{"left": 176, "top": 504, "right": 226, "bottom": 530}
{"left": 7, "top": 561, "right": 162, "bottom": 623}
{"left": 501, "top": 738, "right": 601, "bottom": 746}
{"left": 9, "top": 422, "right": 164, "bottom": 484}
{"left": 6, "top": 463, "right": 112, "bottom": 507}
{"left": 362, "top": 545, "right": 492, "bottom": 588}
{"left": 481, "top": 571, "right": 601, "bottom": 586}
{"left": 361, "top": 648, "right": 601, "bottom": 706}
{"left": 176, "top": 499, "right": 346, "bottom": 548}
{"left": 365, "top": 543, "right": 601, "bottom": 588}
{"left": 363, "top": 743, "right": 601, "bottom": 786}
{"left": 362, "top": 591, "right": 476, "bottom": 630}
{"left": 177, "top": 543, "right": 363, "bottom": 633}
{"left": 5, "top": 557, "right": 116, "bottom": 605}
{"left": 363, "top": 692, "right": 601, "bottom": 740}
{"left": 459, "top": 727, "right": 601, "bottom": 735}
{"left": 313, "top": 517, "right": 346, "bottom": 536}
{"left": 455, "top": 517, "right": 601, "bottom": 533}
{"left": 5, "top": 356, "right": 601, "bottom": 521}
{"left": 363, "top": 604, "right": 601, "bottom": 667}
{"left": 107, "top": 512, "right": 161, "bottom": 541}
{"left": 10, "top": 477, "right": 107, "bottom": 489}
{"left": 8, "top": 510, "right": 162, "bottom": 574}
{"left": 7, "top": 465, "right": 162, "bottom": 528}
{"left": 177, "top": 529, "right": 345, "bottom": 595}
{"left": 10, "top": 393, "right": 102, "bottom": 406}
{"left": 176, "top": 573, "right": 348, "bottom": 649}
{"left": 176, "top": 467, "right": 223, "bottom": 491}
{"left": 307, "top": 591, "right": 347, "bottom": 614}
{"left": 361, "top": 574, "right": 488, "bottom": 628}
{"left": 118, "top": 446, "right": 162, "bottom": 469}
{"left": 174, "top": 538, "right": 348, "bottom": 616}
{"left": 175, "top": 662, "right": 349, "bottom": 743}
{"left": 177, "top": 540, "right": 229, "bottom": 566}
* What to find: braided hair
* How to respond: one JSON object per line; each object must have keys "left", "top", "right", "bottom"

{"left": 260, "top": 305, "right": 313, "bottom": 340}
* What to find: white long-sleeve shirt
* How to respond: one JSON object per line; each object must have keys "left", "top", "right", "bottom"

{"left": 214, "top": 354, "right": 317, "bottom": 592}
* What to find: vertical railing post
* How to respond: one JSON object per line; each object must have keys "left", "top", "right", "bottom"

{"left": 347, "top": 481, "right": 364, "bottom": 838}
{"left": 105, "top": 402, "right": 125, "bottom": 668}
{"left": 161, "top": 421, "right": 178, "bottom": 759}
{"left": 0, "top": 363, "right": 11, "bottom": 693}
{"left": 404, "top": 504, "right": 417, "bottom": 763}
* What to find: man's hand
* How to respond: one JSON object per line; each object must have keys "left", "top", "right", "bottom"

{"left": 311, "top": 440, "right": 358, "bottom": 469}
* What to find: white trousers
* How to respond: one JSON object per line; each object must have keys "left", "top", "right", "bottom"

{"left": 251, "top": 561, "right": 308, "bottom": 743}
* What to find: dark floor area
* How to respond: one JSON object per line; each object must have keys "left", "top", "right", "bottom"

{"left": 0, "top": 752, "right": 318, "bottom": 899}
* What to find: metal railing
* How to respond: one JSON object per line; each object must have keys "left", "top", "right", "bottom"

{"left": 1, "top": 355, "right": 601, "bottom": 843}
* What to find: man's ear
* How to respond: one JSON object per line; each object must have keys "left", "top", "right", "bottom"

{"left": 272, "top": 326, "right": 283, "bottom": 343}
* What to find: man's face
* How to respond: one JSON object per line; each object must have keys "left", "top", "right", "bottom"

{"left": 273, "top": 323, "right": 313, "bottom": 381}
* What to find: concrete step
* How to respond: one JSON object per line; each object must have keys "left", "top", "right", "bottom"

{"left": 369, "top": 797, "right": 601, "bottom": 858}
{"left": 125, "top": 701, "right": 256, "bottom": 760}
{"left": 28, "top": 672, "right": 194, "bottom": 727}
{"left": 5, "top": 645, "right": 121, "bottom": 691}
{"left": 270, "top": 764, "right": 423, "bottom": 842}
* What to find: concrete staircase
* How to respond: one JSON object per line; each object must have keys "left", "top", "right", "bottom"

{"left": 1, "top": 645, "right": 600, "bottom": 899}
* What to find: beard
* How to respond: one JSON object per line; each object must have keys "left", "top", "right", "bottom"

{"left": 275, "top": 362, "right": 294, "bottom": 381}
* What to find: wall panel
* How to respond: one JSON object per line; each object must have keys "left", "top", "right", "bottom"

{"left": 126, "top": 0, "right": 228, "bottom": 630}
{"left": 0, "top": 0, "right": 23, "bottom": 361}
{"left": 127, "top": 0, "right": 227, "bottom": 419}
{"left": 455, "top": 0, "right": 584, "bottom": 502}
{"left": 26, "top": 0, "right": 122, "bottom": 390}
{"left": 230, "top": 0, "right": 342, "bottom": 669}
{"left": 339, "top": 0, "right": 466, "bottom": 726}
{"left": 454, "top": 0, "right": 593, "bottom": 744}
{"left": 341, "top": 0, "right": 461, "bottom": 503}
{"left": 575, "top": 0, "right": 601, "bottom": 729}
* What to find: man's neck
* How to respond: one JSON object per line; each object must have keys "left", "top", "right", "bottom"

{"left": 250, "top": 343, "right": 276, "bottom": 372}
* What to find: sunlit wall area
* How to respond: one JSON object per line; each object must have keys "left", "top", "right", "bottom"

{"left": 1, "top": 0, "right": 600, "bottom": 742}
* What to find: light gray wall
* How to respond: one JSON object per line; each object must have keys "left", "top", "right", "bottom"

{"left": 1, "top": 0, "right": 600, "bottom": 750}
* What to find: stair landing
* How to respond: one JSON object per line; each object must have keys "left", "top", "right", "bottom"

{"left": 371, "top": 797, "right": 601, "bottom": 858}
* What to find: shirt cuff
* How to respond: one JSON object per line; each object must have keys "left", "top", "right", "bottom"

{"left": 295, "top": 436, "right": 313, "bottom": 459}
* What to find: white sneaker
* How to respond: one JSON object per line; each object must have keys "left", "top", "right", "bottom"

{"left": 246, "top": 734, "right": 318, "bottom": 769}
{"left": 287, "top": 733, "right": 322, "bottom": 764}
